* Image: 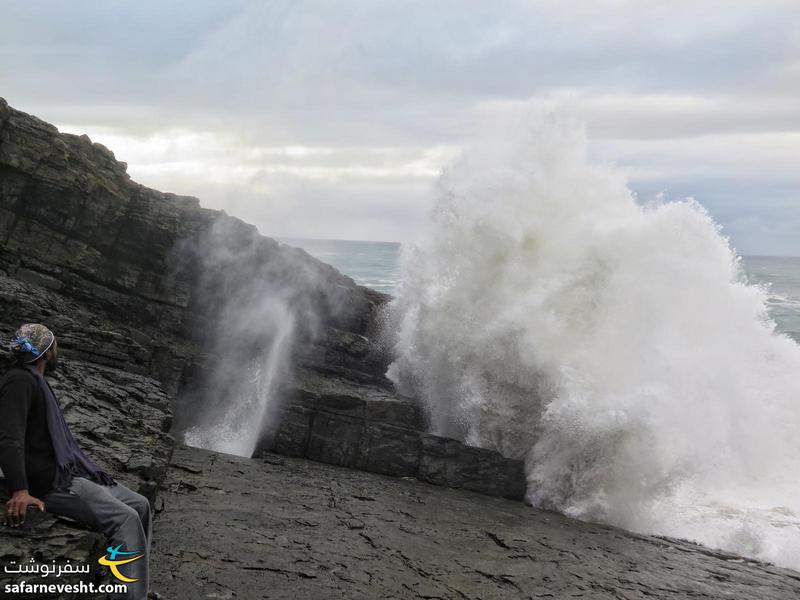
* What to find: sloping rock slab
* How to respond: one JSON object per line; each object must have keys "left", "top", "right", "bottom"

{"left": 151, "top": 444, "right": 800, "bottom": 600}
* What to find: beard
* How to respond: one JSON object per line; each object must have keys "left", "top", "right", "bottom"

{"left": 44, "top": 354, "right": 59, "bottom": 373}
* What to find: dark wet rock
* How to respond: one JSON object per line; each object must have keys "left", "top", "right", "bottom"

{"left": 359, "top": 422, "right": 422, "bottom": 478}
{"left": 257, "top": 368, "right": 527, "bottom": 500}
{"left": 152, "top": 444, "right": 800, "bottom": 600}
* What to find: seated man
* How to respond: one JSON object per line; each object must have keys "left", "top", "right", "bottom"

{"left": 0, "top": 323, "right": 159, "bottom": 600}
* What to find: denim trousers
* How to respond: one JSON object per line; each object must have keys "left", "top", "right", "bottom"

{"left": 41, "top": 476, "right": 152, "bottom": 600}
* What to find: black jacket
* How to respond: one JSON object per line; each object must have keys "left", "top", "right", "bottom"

{"left": 0, "top": 366, "right": 58, "bottom": 497}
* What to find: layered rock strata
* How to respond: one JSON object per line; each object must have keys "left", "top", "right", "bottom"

{"left": 257, "top": 368, "right": 526, "bottom": 500}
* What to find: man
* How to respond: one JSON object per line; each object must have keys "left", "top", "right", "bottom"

{"left": 0, "top": 323, "right": 160, "bottom": 600}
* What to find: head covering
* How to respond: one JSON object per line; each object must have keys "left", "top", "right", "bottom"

{"left": 9, "top": 323, "right": 55, "bottom": 363}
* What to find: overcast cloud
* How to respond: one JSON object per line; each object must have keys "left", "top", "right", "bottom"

{"left": 1, "top": 0, "right": 798, "bottom": 254}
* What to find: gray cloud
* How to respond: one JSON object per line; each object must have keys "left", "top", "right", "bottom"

{"left": 0, "top": 0, "right": 798, "bottom": 253}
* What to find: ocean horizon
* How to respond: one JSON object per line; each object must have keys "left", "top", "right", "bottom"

{"left": 279, "top": 236, "right": 800, "bottom": 344}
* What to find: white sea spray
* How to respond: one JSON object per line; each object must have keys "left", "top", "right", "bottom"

{"left": 387, "top": 112, "right": 800, "bottom": 569}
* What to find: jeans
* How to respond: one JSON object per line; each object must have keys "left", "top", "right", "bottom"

{"left": 41, "top": 477, "right": 152, "bottom": 600}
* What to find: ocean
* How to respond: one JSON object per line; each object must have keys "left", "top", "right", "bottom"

{"left": 740, "top": 256, "right": 800, "bottom": 343}
{"left": 281, "top": 237, "right": 800, "bottom": 344}
{"left": 278, "top": 237, "right": 402, "bottom": 296}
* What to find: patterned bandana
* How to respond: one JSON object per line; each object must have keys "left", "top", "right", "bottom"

{"left": 9, "top": 323, "right": 55, "bottom": 363}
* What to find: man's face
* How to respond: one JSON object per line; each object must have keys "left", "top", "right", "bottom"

{"left": 44, "top": 339, "right": 59, "bottom": 373}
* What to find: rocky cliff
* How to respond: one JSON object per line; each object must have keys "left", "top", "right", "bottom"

{"left": 0, "top": 95, "right": 390, "bottom": 498}
{"left": 0, "top": 99, "right": 798, "bottom": 599}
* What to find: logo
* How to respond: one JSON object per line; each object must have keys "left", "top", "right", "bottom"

{"left": 97, "top": 545, "right": 142, "bottom": 583}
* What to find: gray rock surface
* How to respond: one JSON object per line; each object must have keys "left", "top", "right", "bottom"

{"left": 153, "top": 444, "right": 800, "bottom": 600}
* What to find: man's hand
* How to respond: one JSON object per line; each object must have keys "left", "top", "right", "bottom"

{"left": 3, "top": 489, "right": 45, "bottom": 527}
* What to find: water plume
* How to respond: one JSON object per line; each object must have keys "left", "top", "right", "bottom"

{"left": 171, "top": 215, "right": 325, "bottom": 458}
{"left": 387, "top": 112, "right": 800, "bottom": 569}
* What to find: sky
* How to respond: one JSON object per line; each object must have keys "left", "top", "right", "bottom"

{"left": 0, "top": 0, "right": 798, "bottom": 255}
